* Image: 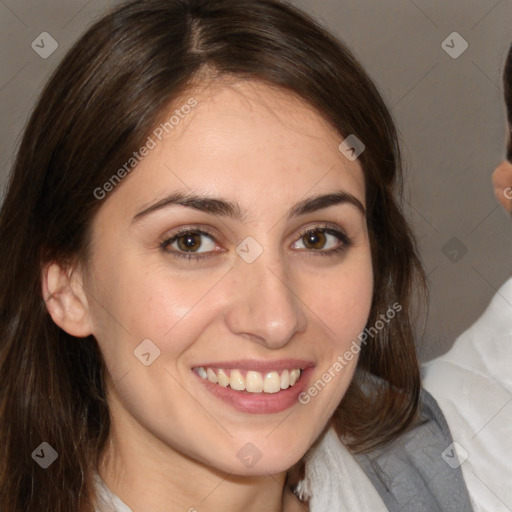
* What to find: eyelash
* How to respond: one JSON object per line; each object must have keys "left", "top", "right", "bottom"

{"left": 159, "top": 224, "right": 353, "bottom": 262}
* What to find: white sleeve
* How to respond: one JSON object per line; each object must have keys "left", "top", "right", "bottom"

{"left": 422, "top": 277, "right": 512, "bottom": 512}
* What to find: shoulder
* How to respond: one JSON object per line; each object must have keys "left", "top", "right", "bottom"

{"left": 423, "top": 276, "right": 512, "bottom": 394}
{"left": 354, "top": 388, "right": 474, "bottom": 512}
{"left": 422, "top": 277, "right": 512, "bottom": 511}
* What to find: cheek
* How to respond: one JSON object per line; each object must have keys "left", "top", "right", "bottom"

{"left": 307, "top": 252, "right": 373, "bottom": 343}
{"left": 86, "top": 255, "right": 208, "bottom": 376}
{"left": 493, "top": 160, "right": 512, "bottom": 188}
{"left": 90, "top": 252, "right": 219, "bottom": 336}
{"left": 298, "top": 251, "right": 373, "bottom": 406}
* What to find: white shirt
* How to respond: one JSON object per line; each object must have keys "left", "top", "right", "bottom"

{"left": 422, "top": 277, "right": 512, "bottom": 511}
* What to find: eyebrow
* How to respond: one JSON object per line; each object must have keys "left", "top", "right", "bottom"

{"left": 131, "top": 190, "right": 366, "bottom": 225}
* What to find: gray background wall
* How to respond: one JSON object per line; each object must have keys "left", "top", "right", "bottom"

{"left": 1, "top": 0, "right": 511, "bottom": 361}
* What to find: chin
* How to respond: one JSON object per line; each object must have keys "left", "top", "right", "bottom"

{"left": 228, "top": 458, "right": 301, "bottom": 477}
{"left": 197, "top": 443, "right": 306, "bottom": 477}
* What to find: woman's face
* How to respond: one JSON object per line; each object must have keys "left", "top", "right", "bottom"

{"left": 84, "top": 79, "right": 373, "bottom": 476}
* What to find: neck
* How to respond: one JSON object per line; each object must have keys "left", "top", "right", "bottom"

{"left": 97, "top": 397, "right": 300, "bottom": 512}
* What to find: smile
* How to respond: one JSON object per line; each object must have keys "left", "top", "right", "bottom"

{"left": 193, "top": 367, "right": 303, "bottom": 394}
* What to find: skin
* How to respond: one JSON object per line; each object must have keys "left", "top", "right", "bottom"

{"left": 492, "top": 117, "right": 512, "bottom": 212}
{"left": 492, "top": 159, "right": 512, "bottom": 213}
{"left": 42, "top": 79, "right": 373, "bottom": 512}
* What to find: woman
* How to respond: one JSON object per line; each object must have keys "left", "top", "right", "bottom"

{"left": 0, "top": 0, "right": 472, "bottom": 510}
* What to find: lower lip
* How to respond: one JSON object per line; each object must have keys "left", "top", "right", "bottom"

{"left": 193, "top": 367, "right": 314, "bottom": 414}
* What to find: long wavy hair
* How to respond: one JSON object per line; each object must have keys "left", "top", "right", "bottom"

{"left": 0, "top": 0, "right": 425, "bottom": 510}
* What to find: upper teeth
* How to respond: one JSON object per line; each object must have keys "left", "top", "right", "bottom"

{"left": 194, "top": 367, "right": 302, "bottom": 394}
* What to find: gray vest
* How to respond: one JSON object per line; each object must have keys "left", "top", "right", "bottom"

{"left": 355, "top": 389, "right": 474, "bottom": 511}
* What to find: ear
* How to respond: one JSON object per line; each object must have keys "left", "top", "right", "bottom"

{"left": 41, "top": 261, "right": 93, "bottom": 337}
{"left": 492, "top": 160, "right": 512, "bottom": 213}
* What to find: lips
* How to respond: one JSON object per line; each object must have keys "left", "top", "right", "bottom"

{"left": 191, "top": 359, "right": 315, "bottom": 414}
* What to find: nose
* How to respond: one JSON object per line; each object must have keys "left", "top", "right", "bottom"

{"left": 224, "top": 248, "right": 307, "bottom": 349}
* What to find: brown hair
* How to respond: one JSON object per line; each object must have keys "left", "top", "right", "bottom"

{"left": 504, "top": 44, "right": 512, "bottom": 160}
{"left": 0, "top": 0, "right": 425, "bottom": 510}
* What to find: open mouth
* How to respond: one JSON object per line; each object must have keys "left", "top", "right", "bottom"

{"left": 193, "top": 367, "right": 303, "bottom": 394}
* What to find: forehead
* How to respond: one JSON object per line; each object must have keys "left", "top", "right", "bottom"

{"left": 97, "top": 79, "right": 366, "bottom": 223}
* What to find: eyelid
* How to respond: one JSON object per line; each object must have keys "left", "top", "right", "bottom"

{"left": 295, "top": 221, "right": 348, "bottom": 238}
{"left": 159, "top": 224, "right": 221, "bottom": 245}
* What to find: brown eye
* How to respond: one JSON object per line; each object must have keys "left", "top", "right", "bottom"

{"left": 160, "top": 229, "right": 219, "bottom": 261}
{"left": 175, "top": 232, "right": 203, "bottom": 252}
{"left": 291, "top": 225, "right": 352, "bottom": 256}
{"left": 302, "top": 229, "right": 327, "bottom": 250}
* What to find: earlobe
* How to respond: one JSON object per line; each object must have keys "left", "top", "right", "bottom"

{"left": 41, "top": 262, "right": 93, "bottom": 337}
